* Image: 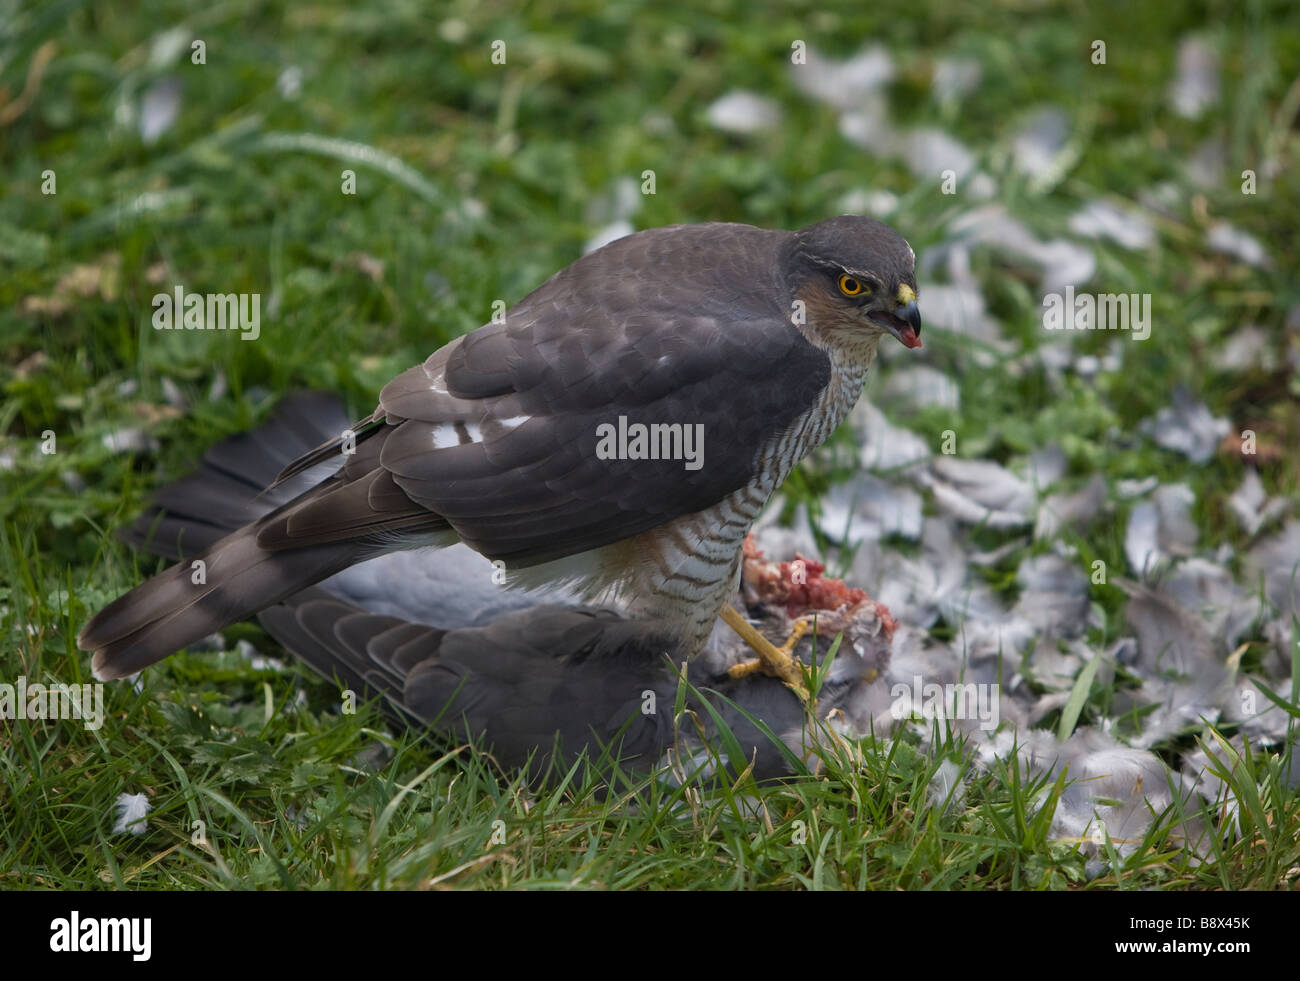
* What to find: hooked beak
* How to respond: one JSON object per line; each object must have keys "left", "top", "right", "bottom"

{"left": 869, "top": 298, "right": 923, "bottom": 349}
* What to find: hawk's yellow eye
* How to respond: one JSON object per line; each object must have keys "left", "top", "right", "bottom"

{"left": 838, "top": 275, "right": 867, "bottom": 297}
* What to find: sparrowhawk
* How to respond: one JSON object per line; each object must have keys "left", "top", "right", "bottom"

{"left": 110, "top": 393, "right": 896, "bottom": 779}
{"left": 81, "top": 215, "right": 921, "bottom": 688}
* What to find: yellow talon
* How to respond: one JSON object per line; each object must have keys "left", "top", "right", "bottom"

{"left": 777, "top": 616, "right": 816, "bottom": 657}
{"left": 721, "top": 606, "right": 812, "bottom": 701}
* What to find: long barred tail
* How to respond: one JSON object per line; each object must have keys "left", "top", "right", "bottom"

{"left": 79, "top": 393, "right": 363, "bottom": 680}
{"left": 82, "top": 528, "right": 370, "bottom": 680}
{"left": 118, "top": 391, "right": 353, "bottom": 560}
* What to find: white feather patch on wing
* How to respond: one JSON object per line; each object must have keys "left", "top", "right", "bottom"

{"left": 430, "top": 421, "right": 483, "bottom": 448}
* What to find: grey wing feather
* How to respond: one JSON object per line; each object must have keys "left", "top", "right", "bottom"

{"left": 373, "top": 223, "right": 832, "bottom": 564}
{"left": 260, "top": 596, "right": 681, "bottom": 775}
{"left": 260, "top": 593, "right": 827, "bottom": 780}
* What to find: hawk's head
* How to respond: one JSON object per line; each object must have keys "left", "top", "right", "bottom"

{"left": 785, "top": 214, "right": 922, "bottom": 351}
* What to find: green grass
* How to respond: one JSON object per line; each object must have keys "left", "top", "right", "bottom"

{"left": 3, "top": 0, "right": 1299, "bottom": 889}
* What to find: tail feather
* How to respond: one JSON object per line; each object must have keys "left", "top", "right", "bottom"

{"left": 206, "top": 390, "right": 352, "bottom": 489}
{"left": 122, "top": 392, "right": 352, "bottom": 560}
{"left": 82, "top": 526, "right": 368, "bottom": 680}
{"left": 82, "top": 392, "right": 372, "bottom": 680}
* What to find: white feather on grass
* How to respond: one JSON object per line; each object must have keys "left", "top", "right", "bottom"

{"left": 112, "top": 792, "right": 152, "bottom": 836}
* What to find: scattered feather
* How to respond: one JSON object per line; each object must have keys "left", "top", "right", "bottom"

{"left": 967, "top": 538, "right": 1027, "bottom": 567}
{"left": 1207, "top": 222, "right": 1271, "bottom": 269}
{"left": 837, "top": 94, "right": 895, "bottom": 153}
{"left": 943, "top": 205, "right": 1096, "bottom": 292}
{"left": 1224, "top": 678, "right": 1294, "bottom": 746}
{"left": 931, "top": 56, "right": 981, "bottom": 104}
{"left": 791, "top": 44, "right": 894, "bottom": 110}
{"left": 1180, "top": 744, "right": 1244, "bottom": 836}
{"left": 819, "top": 473, "right": 924, "bottom": 544}
{"left": 874, "top": 519, "right": 968, "bottom": 629}
{"left": 880, "top": 364, "right": 960, "bottom": 411}
{"left": 1035, "top": 474, "right": 1106, "bottom": 540}
{"left": 1217, "top": 325, "right": 1274, "bottom": 373}
{"left": 837, "top": 188, "right": 899, "bottom": 218}
{"left": 585, "top": 177, "right": 641, "bottom": 225}
{"left": 1185, "top": 136, "right": 1226, "bottom": 190}
{"left": 910, "top": 282, "right": 1002, "bottom": 345}
{"left": 705, "top": 91, "right": 781, "bottom": 134}
{"left": 1068, "top": 199, "right": 1156, "bottom": 250}
{"left": 1022, "top": 445, "right": 1067, "bottom": 490}
{"left": 1119, "top": 579, "right": 1220, "bottom": 679}
{"left": 208, "top": 368, "right": 228, "bottom": 402}
{"left": 1015, "top": 554, "right": 1092, "bottom": 639}
{"left": 1227, "top": 469, "right": 1288, "bottom": 537}
{"left": 277, "top": 66, "right": 303, "bottom": 100}
{"left": 101, "top": 428, "right": 160, "bottom": 455}
{"left": 139, "top": 76, "right": 182, "bottom": 144}
{"left": 1036, "top": 239, "right": 1098, "bottom": 294}
{"left": 950, "top": 584, "right": 1034, "bottom": 662}
{"left": 161, "top": 376, "right": 189, "bottom": 410}
{"left": 1138, "top": 387, "right": 1230, "bottom": 463}
{"left": 1116, "top": 476, "right": 1158, "bottom": 499}
{"left": 1244, "top": 521, "right": 1300, "bottom": 620}
{"left": 1169, "top": 38, "right": 1219, "bottom": 119}
{"left": 583, "top": 221, "right": 634, "bottom": 254}
{"left": 903, "top": 127, "right": 977, "bottom": 182}
{"left": 1160, "top": 558, "right": 1263, "bottom": 652}
{"left": 926, "top": 758, "right": 968, "bottom": 813}
{"left": 852, "top": 401, "right": 931, "bottom": 472}
{"left": 1051, "top": 731, "right": 1203, "bottom": 856}
{"left": 112, "top": 792, "right": 152, "bottom": 835}
{"left": 236, "top": 638, "right": 286, "bottom": 672}
{"left": 147, "top": 27, "right": 190, "bottom": 68}
{"left": 1124, "top": 483, "right": 1197, "bottom": 574}
{"left": 1011, "top": 107, "right": 1070, "bottom": 182}
{"left": 923, "top": 457, "right": 1035, "bottom": 529}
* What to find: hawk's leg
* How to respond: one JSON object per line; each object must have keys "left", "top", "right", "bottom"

{"left": 722, "top": 606, "right": 812, "bottom": 699}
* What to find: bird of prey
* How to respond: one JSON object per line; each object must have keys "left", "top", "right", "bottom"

{"left": 81, "top": 215, "right": 921, "bottom": 691}
{"left": 113, "top": 394, "right": 896, "bottom": 780}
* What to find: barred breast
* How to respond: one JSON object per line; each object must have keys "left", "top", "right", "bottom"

{"left": 595, "top": 350, "right": 876, "bottom": 655}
